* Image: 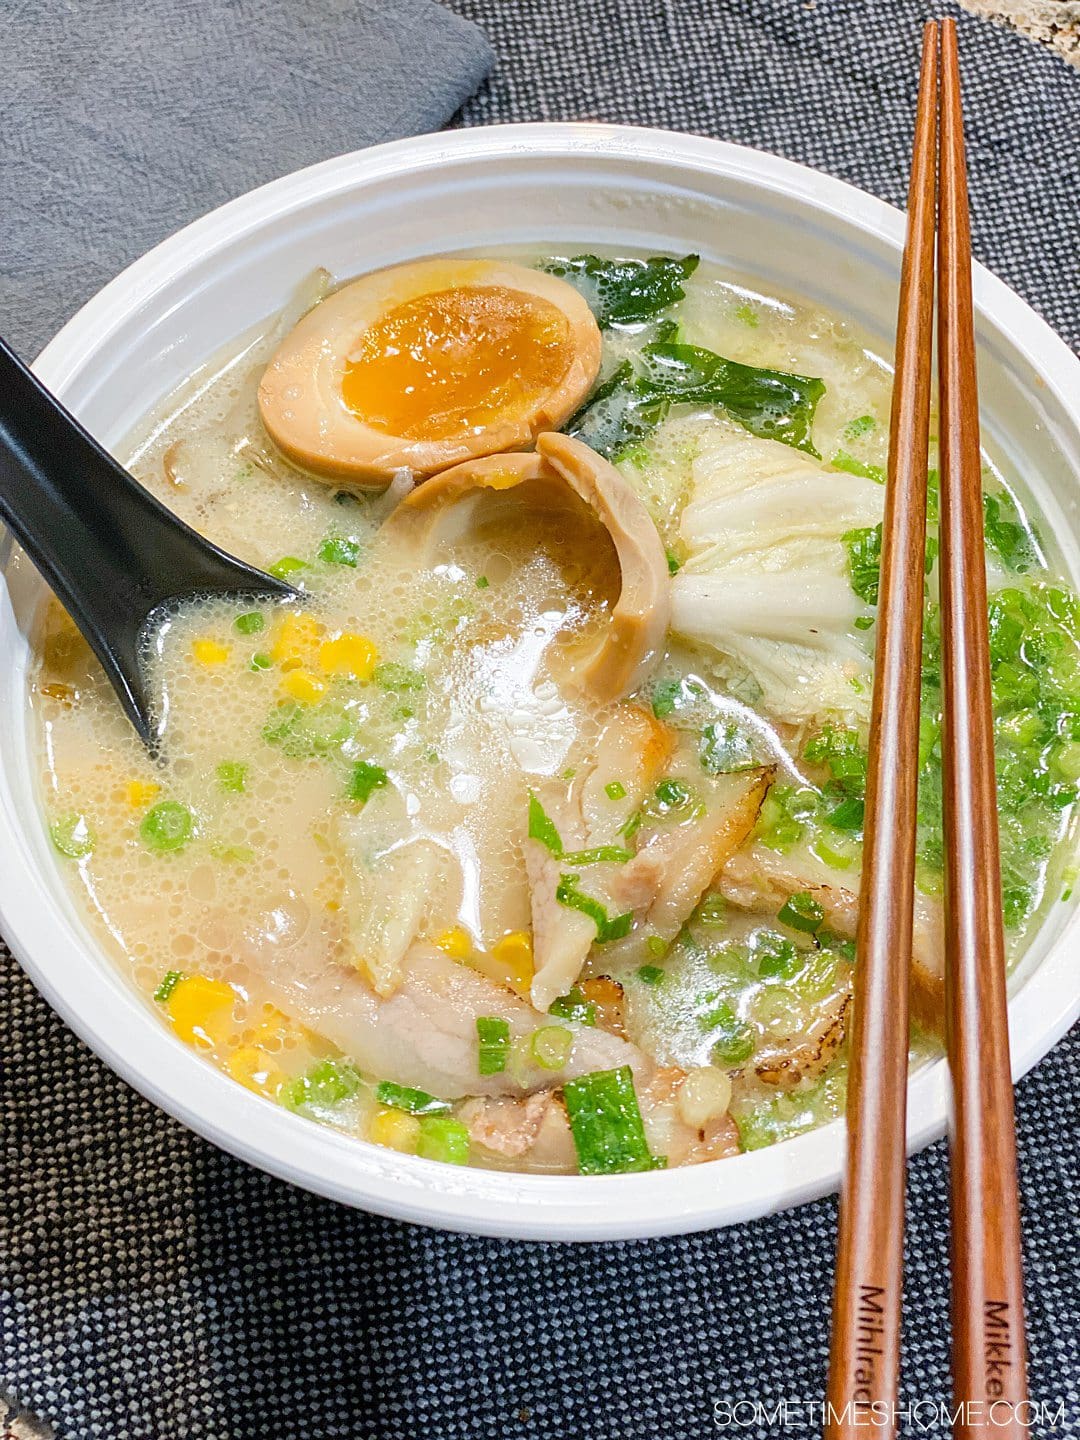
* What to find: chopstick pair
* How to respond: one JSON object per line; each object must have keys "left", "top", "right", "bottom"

{"left": 825, "top": 20, "right": 1028, "bottom": 1440}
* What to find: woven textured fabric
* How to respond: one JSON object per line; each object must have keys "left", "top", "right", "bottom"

{"left": 3, "top": 2, "right": 1079, "bottom": 1437}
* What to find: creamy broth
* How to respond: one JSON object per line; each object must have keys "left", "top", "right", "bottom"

{"left": 31, "top": 250, "right": 1079, "bottom": 1173}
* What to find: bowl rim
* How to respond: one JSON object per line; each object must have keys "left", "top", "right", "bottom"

{"left": 4, "top": 122, "right": 1079, "bottom": 1241}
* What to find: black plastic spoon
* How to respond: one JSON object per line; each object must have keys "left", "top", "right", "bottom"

{"left": 0, "top": 338, "right": 298, "bottom": 746}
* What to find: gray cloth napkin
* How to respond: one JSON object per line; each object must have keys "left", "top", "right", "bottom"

{"left": 0, "top": 0, "right": 493, "bottom": 359}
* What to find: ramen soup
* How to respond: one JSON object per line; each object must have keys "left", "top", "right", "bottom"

{"left": 32, "top": 252, "right": 1080, "bottom": 1175}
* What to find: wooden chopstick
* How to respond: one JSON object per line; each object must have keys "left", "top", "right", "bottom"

{"left": 824, "top": 23, "right": 938, "bottom": 1439}
{"left": 937, "top": 18, "right": 1030, "bottom": 1435}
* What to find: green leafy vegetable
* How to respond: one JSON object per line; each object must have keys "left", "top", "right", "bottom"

{"left": 541, "top": 253, "right": 699, "bottom": 327}
{"left": 983, "top": 493, "right": 1039, "bottom": 573}
{"left": 317, "top": 536, "right": 361, "bottom": 567}
{"left": 268, "top": 556, "right": 308, "bottom": 581}
{"left": 346, "top": 760, "right": 389, "bottom": 803}
{"left": 476, "top": 1016, "right": 511, "bottom": 1075}
{"left": 49, "top": 812, "right": 95, "bottom": 859}
{"left": 555, "top": 875, "right": 633, "bottom": 943}
{"left": 562, "top": 1066, "right": 665, "bottom": 1174}
{"left": 637, "top": 342, "right": 825, "bottom": 457}
{"left": 375, "top": 1081, "right": 450, "bottom": 1115}
{"left": 566, "top": 360, "right": 669, "bottom": 460}
{"left": 844, "top": 414, "right": 877, "bottom": 440}
{"left": 844, "top": 525, "right": 883, "bottom": 606}
{"left": 527, "top": 793, "right": 564, "bottom": 855}
{"left": 153, "top": 970, "right": 184, "bottom": 1003}
{"left": 637, "top": 964, "right": 665, "bottom": 986}
{"left": 140, "top": 801, "right": 194, "bottom": 854}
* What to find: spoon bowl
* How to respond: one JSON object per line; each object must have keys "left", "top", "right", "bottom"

{"left": 0, "top": 338, "right": 297, "bottom": 745}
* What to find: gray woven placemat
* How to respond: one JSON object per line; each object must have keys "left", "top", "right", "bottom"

{"left": 2, "top": 2, "right": 1078, "bottom": 1437}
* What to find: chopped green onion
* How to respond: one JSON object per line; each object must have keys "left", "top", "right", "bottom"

{"left": 777, "top": 891, "right": 825, "bottom": 934}
{"left": 651, "top": 677, "right": 683, "bottom": 717}
{"left": 268, "top": 556, "right": 308, "bottom": 580}
{"left": 346, "top": 761, "right": 389, "bottom": 803}
{"left": 476, "top": 1016, "right": 511, "bottom": 1075}
{"left": 700, "top": 721, "right": 755, "bottom": 774}
{"left": 754, "top": 932, "right": 804, "bottom": 980}
{"left": 637, "top": 964, "right": 665, "bottom": 986}
{"left": 604, "top": 780, "right": 627, "bottom": 801}
{"left": 555, "top": 874, "right": 633, "bottom": 943}
{"left": 825, "top": 795, "right": 865, "bottom": 831}
{"left": 153, "top": 970, "right": 184, "bottom": 1003}
{"left": 665, "top": 549, "right": 681, "bottom": 575}
{"left": 559, "top": 845, "right": 633, "bottom": 866}
{"left": 844, "top": 414, "right": 876, "bottom": 440}
{"left": 562, "top": 1066, "right": 665, "bottom": 1175}
{"left": 317, "top": 536, "right": 361, "bottom": 567}
{"left": 234, "top": 611, "right": 265, "bottom": 635}
{"left": 704, "top": 1003, "right": 756, "bottom": 1066}
{"left": 733, "top": 301, "right": 760, "bottom": 328}
{"left": 215, "top": 761, "right": 247, "bottom": 794}
{"left": 416, "top": 1113, "right": 470, "bottom": 1165}
{"left": 374, "top": 661, "right": 425, "bottom": 691}
{"left": 646, "top": 935, "right": 668, "bottom": 959}
{"left": 375, "top": 1081, "right": 450, "bottom": 1115}
{"left": 209, "top": 842, "right": 255, "bottom": 864}
{"left": 250, "top": 652, "right": 272, "bottom": 671}
{"left": 696, "top": 892, "right": 727, "bottom": 927}
{"left": 831, "top": 449, "right": 885, "bottom": 484}
{"left": 281, "top": 1058, "right": 362, "bottom": 1112}
{"left": 527, "top": 793, "right": 563, "bottom": 855}
{"left": 475, "top": 575, "right": 490, "bottom": 589}
{"left": 549, "top": 986, "right": 597, "bottom": 1026}
{"left": 140, "top": 801, "right": 194, "bottom": 854}
{"left": 49, "top": 812, "right": 95, "bottom": 859}
{"left": 530, "top": 1025, "right": 574, "bottom": 1071}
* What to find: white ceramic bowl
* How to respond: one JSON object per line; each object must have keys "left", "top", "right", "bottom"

{"left": 3, "top": 125, "right": 1079, "bottom": 1241}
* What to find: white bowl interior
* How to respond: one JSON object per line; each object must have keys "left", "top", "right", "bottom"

{"left": 2, "top": 126, "right": 1079, "bottom": 1238}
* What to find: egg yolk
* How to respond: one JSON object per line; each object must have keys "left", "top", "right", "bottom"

{"left": 340, "top": 285, "right": 574, "bottom": 441}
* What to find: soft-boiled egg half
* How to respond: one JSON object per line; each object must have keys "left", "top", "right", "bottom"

{"left": 258, "top": 258, "right": 603, "bottom": 487}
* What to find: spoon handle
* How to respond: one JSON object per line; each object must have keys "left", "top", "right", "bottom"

{"left": 0, "top": 338, "right": 291, "bottom": 741}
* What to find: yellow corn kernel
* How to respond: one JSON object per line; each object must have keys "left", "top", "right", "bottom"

{"left": 319, "top": 632, "right": 377, "bottom": 681}
{"left": 226, "top": 1044, "right": 285, "bottom": 1098}
{"left": 124, "top": 779, "right": 161, "bottom": 809}
{"left": 192, "top": 638, "right": 231, "bottom": 666}
{"left": 368, "top": 1107, "right": 421, "bottom": 1153}
{"left": 491, "top": 930, "right": 535, "bottom": 993}
{"left": 270, "top": 612, "right": 324, "bottom": 671}
{"left": 166, "top": 974, "right": 236, "bottom": 1049}
{"left": 280, "top": 669, "right": 326, "bottom": 704}
{"left": 433, "top": 926, "right": 473, "bottom": 961}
